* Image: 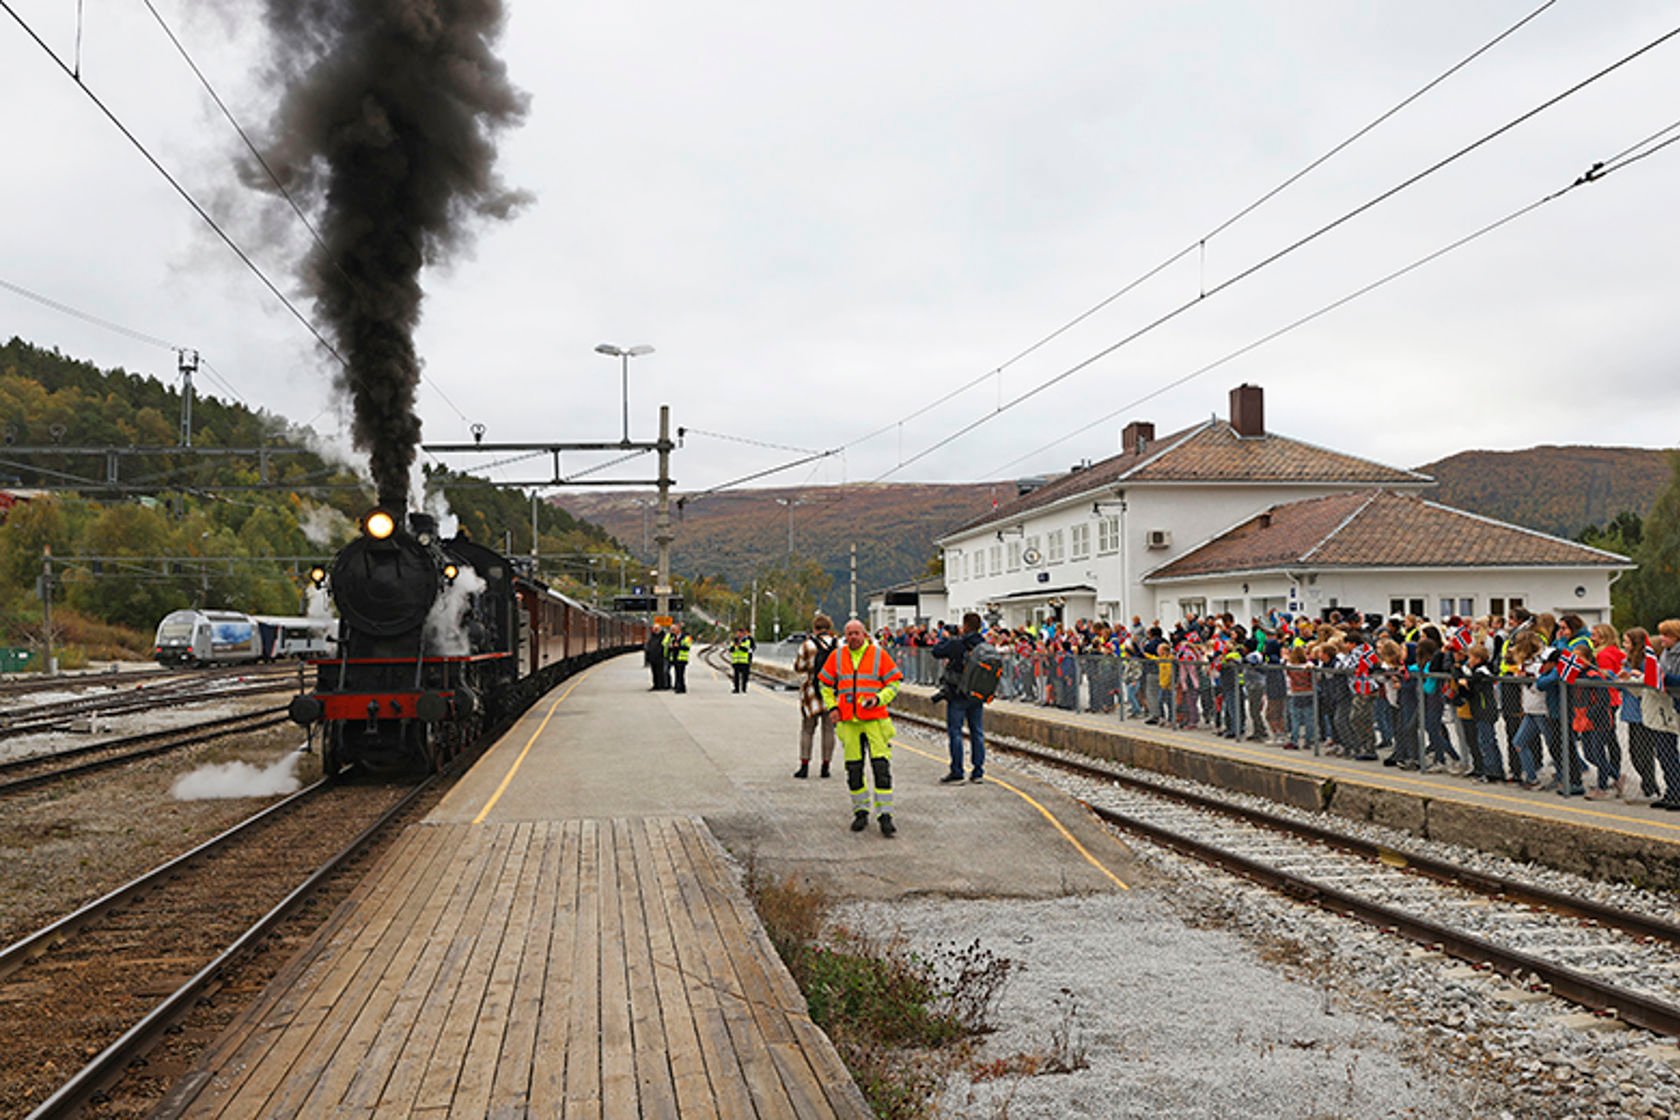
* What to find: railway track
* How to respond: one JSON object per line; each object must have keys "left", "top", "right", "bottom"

{"left": 0, "top": 707, "right": 291, "bottom": 797}
{"left": 0, "top": 665, "right": 175, "bottom": 698}
{"left": 0, "top": 665, "right": 299, "bottom": 739}
{"left": 890, "top": 708, "right": 1680, "bottom": 1038}
{"left": 1, "top": 772, "right": 432, "bottom": 1120}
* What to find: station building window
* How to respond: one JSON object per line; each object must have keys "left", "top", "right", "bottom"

{"left": 1096, "top": 515, "right": 1120, "bottom": 555}
{"left": 1438, "top": 596, "right": 1475, "bottom": 619}
{"left": 1070, "top": 523, "right": 1090, "bottom": 560}
{"left": 1047, "top": 529, "right": 1065, "bottom": 564}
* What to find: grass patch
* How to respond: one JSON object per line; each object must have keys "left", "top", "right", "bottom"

{"left": 1, "top": 607, "right": 151, "bottom": 670}
{"left": 744, "top": 863, "right": 1014, "bottom": 1119}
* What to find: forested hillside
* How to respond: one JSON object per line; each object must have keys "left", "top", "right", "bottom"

{"left": 0, "top": 338, "right": 623, "bottom": 665}
{"left": 1419, "top": 446, "right": 1674, "bottom": 538}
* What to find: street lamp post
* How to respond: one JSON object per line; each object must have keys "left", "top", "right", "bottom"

{"left": 764, "top": 589, "right": 779, "bottom": 642}
{"left": 594, "top": 343, "right": 654, "bottom": 444}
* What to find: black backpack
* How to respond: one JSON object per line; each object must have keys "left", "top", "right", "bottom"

{"left": 807, "top": 636, "right": 835, "bottom": 686}
{"left": 958, "top": 643, "right": 1004, "bottom": 703}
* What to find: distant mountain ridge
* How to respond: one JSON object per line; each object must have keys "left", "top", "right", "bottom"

{"left": 1418, "top": 446, "right": 1675, "bottom": 539}
{"left": 561, "top": 446, "right": 1676, "bottom": 598}
{"left": 556, "top": 482, "right": 1004, "bottom": 598}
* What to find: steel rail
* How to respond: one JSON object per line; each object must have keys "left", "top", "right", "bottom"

{"left": 0, "top": 709, "right": 289, "bottom": 796}
{"left": 0, "top": 666, "right": 175, "bottom": 696}
{"left": 0, "top": 766, "right": 327, "bottom": 982}
{"left": 880, "top": 706, "right": 1680, "bottom": 1036}
{"left": 0, "top": 706, "right": 288, "bottom": 775}
{"left": 0, "top": 680, "right": 297, "bottom": 737}
{"left": 21, "top": 776, "right": 435, "bottom": 1120}
{"left": 1077, "top": 798, "right": 1680, "bottom": 1038}
{"left": 0, "top": 662, "right": 296, "bottom": 720}
{"left": 908, "top": 717, "right": 1680, "bottom": 949}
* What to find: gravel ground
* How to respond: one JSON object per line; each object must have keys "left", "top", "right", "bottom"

{"left": 806, "top": 728, "right": 1680, "bottom": 1119}
{"left": 0, "top": 695, "right": 321, "bottom": 946}
{"left": 837, "top": 893, "right": 1473, "bottom": 1120}
{"left": 0, "top": 671, "right": 295, "bottom": 764}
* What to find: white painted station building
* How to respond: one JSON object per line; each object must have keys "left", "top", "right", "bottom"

{"left": 934, "top": 385, "right": 1630, "bottom": 630}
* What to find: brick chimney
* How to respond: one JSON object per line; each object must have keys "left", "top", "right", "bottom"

{"left": 1120, "top": 420, "right": 1155, "bottom": 456}
{"left": 1230, "top": 384, "right": 1264, "bottom": 437}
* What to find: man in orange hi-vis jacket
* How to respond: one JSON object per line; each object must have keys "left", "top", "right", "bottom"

{"left": 819, "top": 618, "right": 902, "bottom": 837}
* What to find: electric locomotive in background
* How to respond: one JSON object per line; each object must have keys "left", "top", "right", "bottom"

{"left": 287, "top": 507, "right": 647, "bottom": 776}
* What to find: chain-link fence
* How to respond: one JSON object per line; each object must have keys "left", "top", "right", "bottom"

{"left": 881, "top": 647, "right": 1679, "bottom": 801}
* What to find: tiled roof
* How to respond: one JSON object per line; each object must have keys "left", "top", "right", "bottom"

{"left": 1127, "top": 424, "right": 1432, "bottom": 484}
{"left": 1146, "top": 491, "right": 1630, "bottom": 581}
{"left": 942, "top": 420, "right": 1430, "bottom": 539}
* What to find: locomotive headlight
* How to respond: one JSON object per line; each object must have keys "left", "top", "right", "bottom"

{"left": 308, "top": 566, "right": 327, "bottom": 588}
{"left": 443, "top": 563, "right": 460, "bottom": 584}
{"left": 364, "top": 509, "right": 397, "bottom": 540}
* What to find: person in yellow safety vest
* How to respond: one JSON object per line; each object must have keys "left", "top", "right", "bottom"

{"left": 818, "top": 618, "right": 902, "bottom": 837}
{"left": 666, "top": 623, "right": 692, "bottom": 694}
{"left": 729, "top": 627, "right": 755, "bottom": 693}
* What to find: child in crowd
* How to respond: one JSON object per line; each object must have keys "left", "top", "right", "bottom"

{"left": 1284, "top": 645, "right": 1315, "bottom": 750}
{"left": 1457, "top": 643, "right": 1501, "bottom": 782}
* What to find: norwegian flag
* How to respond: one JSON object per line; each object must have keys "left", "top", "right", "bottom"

{"left": 1643, "top": 648, "right": 1662, "bottom": 689}
{"left": 1445, "top": 625, "right": 1473, "bottom": 653}
{"left": 1352, "top": 643, "right": 1379, "bottom": 696}
{"left": 1558, "top": 646, "right": 1589, "bottom": 684}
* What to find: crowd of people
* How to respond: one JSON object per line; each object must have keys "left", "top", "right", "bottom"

{"left": 879, "top": 608, "right": 1680, "bottom": 809}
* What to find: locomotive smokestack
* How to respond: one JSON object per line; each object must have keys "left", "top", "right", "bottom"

{"left": 248, "top": 0, "right": 531, "bottom": 507}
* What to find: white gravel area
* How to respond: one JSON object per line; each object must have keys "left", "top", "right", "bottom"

{"left": 803, "top": 725, "right": 1680, "bottom": 1119}
{"left": 838, "top": 893, "right": 1473, "bottom": 1120}
{"left": 0, "top": 681, "right": 284, "bottom": 763}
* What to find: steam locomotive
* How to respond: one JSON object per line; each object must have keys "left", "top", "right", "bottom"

{"left": 287, "top": 507, "right": 647, "bottom": 775}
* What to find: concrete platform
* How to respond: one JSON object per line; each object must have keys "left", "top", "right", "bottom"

{"left": 432, "top": 655, "right": 1143, "bottom": 900}
{"left": 778, "top": 666, "right": 1680, "bottom": 891}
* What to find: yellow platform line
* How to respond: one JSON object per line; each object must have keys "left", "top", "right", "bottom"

{"left": 470, "top": 667, "right": 594, "bottom": 825}
{"left": 893, "top": 738, "right": 1130, "bottom": 890}
{"left": 755, "top": 673, "right": 1130, "bottom": 888}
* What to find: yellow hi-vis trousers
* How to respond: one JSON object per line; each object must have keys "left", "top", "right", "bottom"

{"left": 837, "top": 718, "right": 893, "bottom": 817}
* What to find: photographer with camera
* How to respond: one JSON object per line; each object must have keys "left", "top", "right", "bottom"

{"left": 933, "top": 612, "right": 991, "bottom": 783}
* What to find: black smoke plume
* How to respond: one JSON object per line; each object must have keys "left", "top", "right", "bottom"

{"left": 250, "top": 0, "right": 530, "bottom": 507}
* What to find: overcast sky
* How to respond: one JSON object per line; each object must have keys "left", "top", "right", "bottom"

{"left": 3, "top": 1, "right": 1677, "bottom": 500}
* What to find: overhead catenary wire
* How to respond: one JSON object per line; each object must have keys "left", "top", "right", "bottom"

{"left": 0, "top": 273, "right": 265, "bottom": 406}
{"left": 0, "top": 0, "right": 344, "bottom": 364}
{"left": 3, "top": 0, "right": 478, "bottom": 432}
{"left": 989, "top": 116, "right": 1680, "bottom": 479}
{"left": 870, "top": 20, "right": 1680, "bottom": 483}
{"left": 681, "top": 428, "right": 822, "bottom": 456}
{"left": 836, "top": 0, "right": 1562, "bottom": 461}
{"left": 134, "top": 0, "right": 478, "bottom": 430}
{"left": 0, "top": 276, "right": 175, "bottom": 350}
{"left": 137, "top": 0, "right": 331, "bottom": 275}
{"left": 674, "top": 2, "right": 1569, "bottom": 505}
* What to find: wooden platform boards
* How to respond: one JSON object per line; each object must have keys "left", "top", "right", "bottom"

{"left": 158, "top": 816, "right": 871, "bottom": 1119}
